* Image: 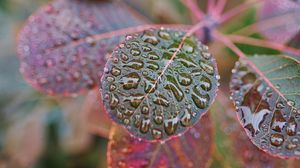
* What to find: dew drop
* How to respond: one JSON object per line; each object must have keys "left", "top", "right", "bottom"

{"left": 199, "top": 60, "right": 214, "bottom": 75}
{"left": 286, "top": 117, "right": 297, "bottom": 136}
{"left": 140, "top": 118, "right": 150, "bottom": 133}
{"left": 164, "top": 117, "right": 179, "bottom": 135}
{"left": 130, "top": 48, "right": 141, "bottom": 56}
{"left": 111, "top": 67, "right": 121, "bottom": 76}
{"left": 158, "top": 30, "right": 171, "bottom": 40}
{"left": 152, "top": 129, "right": 162, "bottom": 139}
{"left": 270, "top": 133, "right": 284, "bottom": 147}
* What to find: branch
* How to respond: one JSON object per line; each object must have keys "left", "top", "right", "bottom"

{"left": 215, "top": 0, "right": 227, "bottom": 15}
{"left": 227, "top": 34, "right": 300, "bottom": 56}
{"left": 220, "top": 0, "right": 262, "bottom": 23}
{"left": 212, "top": 30, "right": 287, "bottom": 101}
{"left": 181, "top": 0, "right": 205, "bottom": 20}
{"left": 232, "top": 12, "right": 294, "bottom": 36}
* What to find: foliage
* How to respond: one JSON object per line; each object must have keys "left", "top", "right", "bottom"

{"left": 0, "top": 0, "right": 300, "bottom": 167}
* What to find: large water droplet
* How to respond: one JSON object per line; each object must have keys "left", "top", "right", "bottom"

{"left": 164, "top": 117, "right": 179, "bottom": 135}
{"left": 123, "top": 59, "right": 144, "bottom": 70}
{"left": 153, "top": 94, "right": 170, "bottom": 107}
{"left": 271, "top": 110, "right": 286, "bottom": 132}
{"left": 199, "top": 60, "right": 214, "bottom": 75}
{"left": 286, "top": 117, "right": 297, "bottom": 136}
{"left": 109, "top": 94, "right": 119, "bottom": 109}
{"left": 140, "top": 118, "right": 150, "bottom": 133}
{"left": 152, "top": 128, "right": 162, "bottom": 139}
{"left": 120, "top": 72, "right": 141, "bottom": 90}
{"left": 270, "top": 133, "right": 284, "bottom": 147}
{"left": 111, "top": 67, "right": 121, "bottom": 76}
{"left": 178, "top": 73, "right": 192, "bottom": 86}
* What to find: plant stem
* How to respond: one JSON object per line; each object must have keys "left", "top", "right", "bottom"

{"left": 232, "top": 12, "right": 294, "bottom": 36}
{"left": 227, "top": 34, "right": 300, "bottom": 56}
{"left": 181, "top": 0, "right": 204, "bottom": 20}
{"left": 212, "top": 30, "right": 287, "bottom": 101}
{"left": 215, "top": 0, "right": 227, "bottom": 15}
{"left": 220, "top": 0, "right": 261, "bottom": 24}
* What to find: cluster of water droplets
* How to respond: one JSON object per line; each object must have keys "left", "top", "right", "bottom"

{"left": 17, "top": 0, "right": 145, "bottom": 95}
{"left": 230, "top": 61, "right": 300, "bottom": 158}
{"left": 101, "top": 28, "right": 219, "bottom": 141}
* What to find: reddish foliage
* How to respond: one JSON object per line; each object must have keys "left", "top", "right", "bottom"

{"left": 107, "top": 114, "right": 213, "bottom": 168}
{"left": 17, "top": 0, "right": 146, "bottom": 96}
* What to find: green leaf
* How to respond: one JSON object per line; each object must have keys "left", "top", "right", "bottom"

{"left": 101, "top": 28, "right": 219, "bottom": 141}
{"left": 230, "top": 54, "right": 300, "bottom": 158}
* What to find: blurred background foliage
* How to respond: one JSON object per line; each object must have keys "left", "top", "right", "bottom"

{"left": 0, "top": 0, "right": 299, "bottom": 168}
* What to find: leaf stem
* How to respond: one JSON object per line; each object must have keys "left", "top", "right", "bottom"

{"left": 219, "top": 0, "right": 262, "bottom": 24}
{"left": 215, "top": 0, "right": 227, "bottom": 16}
{"left": 227, "top": 34, "right": 300, "bottom": 56}
{"left": 212, "top": 30, "right": 287, "bottom": 101}
{"left": 231, "top": 12, "right": 294, "bottom": 36}
{"left": 181, "top": 0, "right": 204, "bottom": 20}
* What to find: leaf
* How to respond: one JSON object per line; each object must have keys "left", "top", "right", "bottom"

{"left": 17, "top": 0, "right": 146, "bottom": 96}
{"left": 214, "top": 94, "right": 286, "bottom": 168}
{"left": 230, "top": 55, "right": 300, "bottom": 158}
{"left": 107, "top": 114, "right": 212, "bottom": 168}
{"left": 101, "top": 28, "right": 219, "bottom": 141}
{"left": 258, "top": 0, "right": 300, "bottom": 44}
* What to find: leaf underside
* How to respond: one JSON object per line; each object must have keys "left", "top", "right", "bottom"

{"left": 258, "top": 0, "right": 300, "bottom": 44}
{"left": 101, "top": 28, "right": 219, "bottom": 141}
{"left": 17, "top": 0, "right": 145, "bottom": 96}
{"left": 230, "top": 55, "right": 300, "bottom": 158}
{"left": 107, "top": 114, "right": 212, "bottom": 168}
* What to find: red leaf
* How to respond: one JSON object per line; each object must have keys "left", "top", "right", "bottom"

{"left": 258, "top": 0, "right": 300, "bottom": 44}
{"left": 17, "top": 0, "right": 146, "bottom": 96}
{"left": 107, "top": 114, "right": 213, "bottom": 168}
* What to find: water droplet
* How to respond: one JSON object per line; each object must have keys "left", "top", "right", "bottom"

{"left": 276, "top": 101, "right": 285, "bottom": 109}
{"left": 287, "top": 100, "right": 295, "bottom": 107}
{"left": 192, "top": 86, "right": 210, "bottom": 109}
{"left": 266, "top": 90, "right": 273, "bottom": 97}
{"left": 141, "top": 106, "right": 149, "bottom": 115}
{"left": 202, "top": 52, "right": 212, "bottom": 59}
{"left": 121, "top": 53, "right": 129, "bottom": 61}
{"left": 180, "top": 109, "right": 192, "bottom": 127}
{"left": 130, "top": 48, "right": 141, "bottom": 56}
{"left": 143, "top": 31, "right": 159, "bottom": 45}
{"left": 140, "top": 118, "right": 150, "bottom": 133}
{"left": 111, "top": 67, "right": 121, "bottom": 76}
{"left": 199, "top": 75, "right": 212, "bottom": 91}
{"left": 123, "top": 59, "right": 144, "bottom": 70}
{"left": 286, "top": 117, "right": 297, "bottom": 136}
{"left": 164, "top": 117, "right": 179, "bottom": 135}
{"left": 123, "top": 118, "right": 130, "bottom": 125}
{"left": 146, "top": 61, "right": 160, "bottom": 70}
{"left": 120, "top": 72, "right": 141, "bottom": 90}
{"left": 152, "top": 129, "right": 162, "bottom": 139}
{"left": 106, "top": 76, "right": 115, "bottom": 82}
{"left": 158, "top": 30, "right": 171, "bottom": 40}
{"left": 270, "top": 133, "right": 284, "bottom": 147}
{"left": 165, "top": 75, "right": 184, "bottom": 102}
{"left": 271, "top": 110, "right": 286, "bottom": 132}
{"left": 124, "top": 94, "right": 144, "bottom": 108}
{"left": 153, "top": 94, "right": 170, "bottom": 107}
{"left": 109, "top": 94, "right": 119, "bottom": 109}
{"left": 200, "top": 60, "right": 214, "bottom": 75}
{"left": 124, "top": 109, "right": 134, "bottom": 116}
{"left": 148, "top": 52, "right": 159, "bottom": 60}
{"left": 178, "top": 73, "right": 192, "bottom": 86}
{"left": 154, "top": 115, "right": 163, "bottom": 125}
{"left": 142, "top": 45, "right": 152, "bottom": 52}
{"left": 109, "top": 84, "right": 116, "bottom": 91}
{"left": 286, "top": 141, "right": 297, "bottom": 150}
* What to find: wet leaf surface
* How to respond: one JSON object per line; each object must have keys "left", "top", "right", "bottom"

{"left": 107, "top": 114, "right": 212, "bottom": 168}
{"left": 17, "top": 0, "right": 146, "bottom": 96}
{"left": 230, "top": 55, "right": 300, "bottom": 158}
{"left": 213, "top": 94, "right": 286, "bottom": 168}
{"left": 258, "top": 0, "right": 300, "bottom": 44}
{"left": 101, "top": 28, "right": 219, "bottom": 141}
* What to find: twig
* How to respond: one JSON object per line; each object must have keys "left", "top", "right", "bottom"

{"left": 212, "top": 30, "right": 287, "bottom": 101}
{"left": 181, "top": 0, "right": 204, "bottom": 20}
{"left": 215, "top": 0, "right": 227, "bottom": 15}
{"left": 227, "top": 34, "right": 300, "bottom": 56}
{"left": 220, "top": 0, "right": 262, "bottom": 23}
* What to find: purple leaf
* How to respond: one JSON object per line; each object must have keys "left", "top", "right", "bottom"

{"left": 107, "top": 114, "right": 212, "bottom": 168}
{"left": 258, "top": 0, "right": 300, "bottom": 44}
{"left": 100, "top": 28, "right": 219, "bottom": 141}
{"left": 17, "top": 0, "right": 146, "bottom": 96}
